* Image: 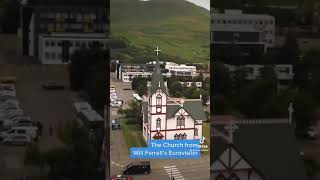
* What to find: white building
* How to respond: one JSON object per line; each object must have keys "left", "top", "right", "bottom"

{"left": 211, "top": 10, "right": 275, "bottom": 53}
{"left": 142, "top": 57, "right": 206, "bottom": 141}
{"left": 19, "top": 0, "right": 108, "bottom": 64}
{"left": 121, "top": 71, "right": 171, "bottom": 83}
{"left": 180, "top": 81, "right": 203, "bottom": 88}
{"left": 38, "top": 33, "right": 108, "bottom": 64}
{"left": 165, "top": 64, "right": 197, "bottom": 77}
{"left": 225, "top": 64, "right": 294, "bottom": 80}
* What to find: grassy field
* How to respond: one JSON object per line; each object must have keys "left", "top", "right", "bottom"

{"left": 202, "top": 122, "right": 210, "bottom": 156}
{"left": 111, "top": 0, "right": 210, "bottom": 63}
{"left": 121, "top": 118, "right": 147, "bottom": 149}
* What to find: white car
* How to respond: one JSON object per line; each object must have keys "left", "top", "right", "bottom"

{"left": 3, "top": 118, "right": 33, "bottom": 129}
{"left": 1, "top": 126, "right": 38, "bottom": 140}
{"left": 2, "top": 135, "right": 32, "bottom": 146}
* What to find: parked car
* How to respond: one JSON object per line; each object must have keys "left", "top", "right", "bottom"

{"left": 0, "top": 126, "right": 38, "bottom": 140}
{"left": 112, "top": 118, "right": 121, "bottom": 130}
{"left": 2, "top": 135, "right": 32, "bottom": 146}
{"left": 111, "top": 174, "right": 133, "bottom": 180}
{"left": 3, "top": 118, "right": 33, "bottom": 129}
{"left": 123, "top": 161, "right": 151, "bottom": 175}
{"left": 42, "top": 83, "right": 65, "bottom": 90}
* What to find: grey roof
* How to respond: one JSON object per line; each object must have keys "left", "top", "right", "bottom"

{"left": 149, "top": 59, "right": 168, "bottom": 95}
{"left": 212, "top": 123, "right": 307, "bottom": 180}
{"left": 166, "top": 100, "right": 207, "bottom": 121}
{"left": 143, "top": 102, "right": 148, "bottom": 123}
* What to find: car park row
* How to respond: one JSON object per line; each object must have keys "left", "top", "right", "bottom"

{"left": 0, "top": 82, "right": 39, "bottom": 146}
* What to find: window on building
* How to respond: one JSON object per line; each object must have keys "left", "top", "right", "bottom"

{"left": 58, "top": 53, "right": 62, "bottom": 59}
{"left": 156, "top": 94, "right": 162, "bottom": 106}
{"left": 76, "top": 42, "right": 80, "bottom": 47}
{"left": 51, "top": 41, "right": 55, "bottom": 47}
{"left": 45, "top": 52, "right": 50, "bottom": 59}
{"left": 194, "top": 128, "right": 198, "bottom": 136}
{"left": 51, "top": 52, "right": 56, "bottom": 59}
{"left": 156, "top": 118, "right": 161, "bottom": 129}
{"left": 177, "top": 115, "right": 185, "bottom": 127}
{"left": 57, "top": 41, "right": 62, "bottom": 46}
{"left": 229, "top": 173, "right": 240, "bottom": 180}
{"left": 182, "top": 133, "right": 187, "bottom": 140}
{"left": 45, "top": 41, "right": 49, "bottom": 47}
{"left": 174, "top": 134, "right": 180, "bottom": 140}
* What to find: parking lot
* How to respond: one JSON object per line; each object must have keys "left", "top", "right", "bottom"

{"left": 0, "top": 63, "right": 76, "bottom": 179}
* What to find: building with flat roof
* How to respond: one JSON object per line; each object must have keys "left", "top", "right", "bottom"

{"left": 19, "top": 0, "right": 108, "bottom": 64}
{"left": 211, "top": 10, "right": 275, "bottom": 53}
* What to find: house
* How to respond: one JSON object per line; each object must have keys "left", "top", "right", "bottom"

{"left": 142, "top": 47, "right": 206, "bottom": 141}
{"left": 211, "top": 114, "right": 308, "bottom": 180}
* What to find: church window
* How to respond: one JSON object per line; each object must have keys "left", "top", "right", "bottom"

{"left": 177, "top": 115, "right": 185, "bottom": 128}
{"left": 229, "top": 173, "right": 240, "bottom": 180}
{"left": 156, "top": 94, "right": 162, "bottom": 106}
{"left": 174, "top": 134, "right": 179, "bottom": 140}
{"left": 182, "top": 133, "right": 187, "bottom": 140}
{"left": 156, "top": 118, "right": 161, "bottom": 129}
{"left": 194, "top": 128, "right": 198, "bottom": 136}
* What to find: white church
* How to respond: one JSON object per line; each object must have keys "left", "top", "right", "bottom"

{"left": 142, "top": 47, "right": 207, "bottom": 141}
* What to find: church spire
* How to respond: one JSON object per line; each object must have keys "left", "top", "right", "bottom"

{"left": 148, "top": 46, "right": 168, "bottom": 95}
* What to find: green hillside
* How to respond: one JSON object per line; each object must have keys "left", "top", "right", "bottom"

{"left": 110, "top": 0, "right": 210, "bottom": 63}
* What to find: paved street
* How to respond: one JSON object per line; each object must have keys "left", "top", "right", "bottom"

{"left": 110, "top": 73, "right": 210, "bottom": 180}
{"left": 0, "top": 35, "right": 76, "bottom": 179}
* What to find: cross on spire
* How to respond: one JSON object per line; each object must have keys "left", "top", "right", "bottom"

{"left": 154, "top": 46, "right": 161, "bottom": 56}
{"left": 224, "top": 120, "right": 238, "bottom": 144}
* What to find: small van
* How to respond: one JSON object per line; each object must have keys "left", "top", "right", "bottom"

{"left": 0, "top": 126, "right": 38, "bottom": 140}
{"left": 123, "top": 161, "right": 151, "bottom": 175}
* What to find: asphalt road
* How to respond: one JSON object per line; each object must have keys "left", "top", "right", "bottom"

{"left": 110, "top": 73, "right": 210, "bottom": 180}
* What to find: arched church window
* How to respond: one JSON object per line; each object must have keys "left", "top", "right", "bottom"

{"left": 194, "top": 128, "right": 198, "bottom": 136}
{"left": 177, "top": 115, "right": 185, "bottom": 127}
{"left": 156, "top": 94, "right": 162, "bottom": 106}
{"left": 229, "top": 173, "right": 240, "bottom": 180}
{"left": 156, "top": 118, "right": 161, "bottom": 129}
{"left": 174, "top": 134, "right": 178, "bottom": 140}
{"left": 182, "top": 133, "right": 187, "bottom": 140}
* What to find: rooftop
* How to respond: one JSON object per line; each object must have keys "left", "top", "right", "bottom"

{"left": 212, "top": 122, "right": 307, "bottom": 180}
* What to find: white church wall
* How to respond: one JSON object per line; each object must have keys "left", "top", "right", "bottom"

{"left": 195, "top": 124, "right": 203, "bottom": 140}
{"left": 166, "top": 129, "right": 195, "bottom": 139}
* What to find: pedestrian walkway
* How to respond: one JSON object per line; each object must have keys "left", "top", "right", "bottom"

{"left": 163, "top": 165, "right": 185, "bottom": 180}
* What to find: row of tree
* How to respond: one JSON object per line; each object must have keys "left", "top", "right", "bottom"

{"left": 69, "top": 45, "right": 108, "bottom": 111}
{"left": 24, "top": 121, "right": 104, "bottom": 180}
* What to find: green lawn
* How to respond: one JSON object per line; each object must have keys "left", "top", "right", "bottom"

{"left": 202, "top": 122, "right": 210, "bottom": 156}
{"left": 111, "top": 0, "right": 210, "bottom": 63}
{"left": 121, "top": 118, "right": 147, "bottom": 150}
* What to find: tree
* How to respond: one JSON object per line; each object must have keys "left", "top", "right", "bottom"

{"left": 131, "top": 76, "right": 148, "bottom": 90}
{"left": 278, "top": 32, "right": 300, "bottom": 64}
{"left": 1, "top": 0, "right": 20, "bottom": 33}
{"left": 212, "top": 61, "right": 232, "bottom": 96}
{"left": 136, "top": 83, "right": 147, "bottom": 97}
{"left": 168, "top": 81, "right": 183, "bottom": 97}
{"left": 201, "top": 91, "right": 209, "bottom": 105}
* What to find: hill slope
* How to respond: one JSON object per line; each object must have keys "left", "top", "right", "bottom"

{"left": 111, "top": 0, "right": 210, "bottom": 63}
